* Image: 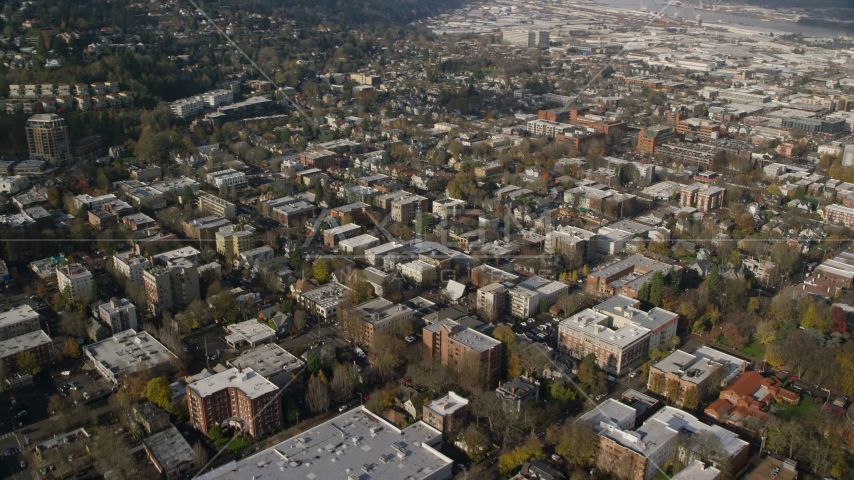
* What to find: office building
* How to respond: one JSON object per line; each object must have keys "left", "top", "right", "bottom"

{"left": 196, "top": 406, "right": 451, "bottom": 480}
{"left": 56, "top": 263, "right": 94, "bottom": 301}
{"left": 423, "top": 319, "right": 502, "bottom": 389}
{"left": 84, "top": 330, "right": 177, "bottom": 385}
{"left": 25, "top": 114, "right": 72, "bottom": 165}
{"left": 0, "top": 305, "right": 40, "bottom": 341}
{"left": 502, "top": 29, "right": 549, "bottom": 48}
{"left": 97, "top": 297, "right": 138, "bottom": 333}
{"left": 637, "top": 125, "right": 674, "bottom": 155}
{"left": 186, "top": 367, "right": 282, "bottom": 439}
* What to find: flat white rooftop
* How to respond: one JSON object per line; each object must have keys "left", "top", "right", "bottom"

{"left": 197, "top": 406, "right": 452, "bottom": 480}
{"left": 187, "top": 367, "right": 278, "bottom": 400}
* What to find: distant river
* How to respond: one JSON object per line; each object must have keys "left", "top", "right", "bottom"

{"left": 595, "top": 0, "right": 850, "bottom": 38}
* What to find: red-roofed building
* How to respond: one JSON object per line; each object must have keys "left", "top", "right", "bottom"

{"left": 705, "top": 372, "right": 799, "bottom": 430}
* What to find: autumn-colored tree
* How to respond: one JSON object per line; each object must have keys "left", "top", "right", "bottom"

{"left": 62, "top": 338, "right": 81, "bottom": 359}
{"left": 747, "top": 297, "right": 760, "bottom": 314}
{"left": 682, "top": 386, "right": 699, "bottom": 409}
{"left": 498, "top": 439, "right": 545, "bottom": 475}
{"left": 665, "top": 378, "right": 682, "bottom": 405}
{"left": 16, "top": 350, "right": 40, "bottom": 375}
{"left": 312, "top": 259, "right": 331, "bottom": 283}
{"left": 492, "top": 325, "right": 521, "bottom": 378}
{"left": 765, "top": 343, "right": 786, "bottom": 368}
{"left": 830, "top": 306, "right": 847, "bottom": 334}
{"left": 755, "top": 320, "right": 779, "bottom": 345}
{"left": 145, "top": 377, "right": 172, "bottom": 410}
{"left": 649, "top": 372, "right": 666, "bottom": 394}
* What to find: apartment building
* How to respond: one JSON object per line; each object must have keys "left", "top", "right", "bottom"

{"left": 206, "top": 169, "right": 247, "bottom": 188}
{"left": 476, "top": 282, "right": 509, "bottom": 321}
{"left": 544, "top": 225, "right": 598, "bottom": 266}
{"left": 56, "top": 263, "right": 94, "bottom": 301}
{"left": 423, "top": 391, "right": 469, "bottom": 437}
{"left": 0, "top": 305, "right": 40, "bottom": 341}
{"left": 658, "top": 143, "right": 724, "bottom": 170}
{"left": 390, "top": 193, "right": 429, "bottom": 222}
{"left": 144, "top": 261, "right": 200, "bottom": 314}
{"left": 215, "top": 224, "right": 256, "bottom": 257}
{"left": 187, "top": 367, "right": 282, "bottom": 439}
{"left": 526, "top": 119, "right": 574, "bottom": 137}
{"left": 338, "top": 234, "right": 380, "bottom": 256}
{"left": 226, "top": 343, "right": 305, "bottom": 388}
{"left": 399, "top": 260, "right": 438, "bottom": 285}
{"left": 299, "top": 149, "right": 337, "bottom": 170}
{"left": 648, "top": 346, "right": 746, "bottom": 405}
{"left": 113, "top": 251, "right": 151, "bottom": 286}
{"left": 364, "top": 242, "right": 405, "bottom": 271}
{"left": 558, "top": 295, "right": 678, "bottom": 375}
{"left": 470, "top": 264, "right": 521, "bottom": 287}
{"left": 197, "top": 192, "right": 236, "bottom": 220}
{"left": 580, "top": 404, "right": 748, "bottom": 480}
{"left": 810, "top": 252, "right": 854, "bottom": 291}
{"left": 823, "top": 204, "right": 854, "bottom": 227}
{"left": 555, "top": 127, "right": 607, "bottom": 152}
{"left": 25, "top": 113, "right": 72, "bottom": 165}
{"left": 342, "top": 297, "right": 415, "bottom": 348}
{"left": 474, "top": 161, "right": 503, "bottom": 178}
{"left": 322, "top": 223, "right": 362, "bottom": 247}
{"left": 432, "top": 197, "right": 466, "bottom": 219}
{"left": 0, "top": 330, "right": 54, "bottom": 375}
{"left": 508, "top": 276, "right": 568, "bottom": 319}
{"left": 97, "top": 297, "right": 138, "bottom": 333}
{"left": 182, "top": 216, "right": 233, "bottom": 241}
{"left": 423, "top": 319, "right": 502, "bottom": 389}
{"left": 294, "top": 279, "right": 351, "bottom": 320}
{"left": 679, "top": 184, "right": 727, "bottom": 213}
{"left": 586, "top": 254, "right": 681, "bottom": 298}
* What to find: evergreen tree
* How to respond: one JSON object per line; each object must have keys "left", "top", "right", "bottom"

{"left": 637, "top": 282, "right": 651, "bottom": 302}
{"left": 649, "top": 271, "right": 664, "bottom": 307}
{"left": 706, "top": 264, "right": 721, "bottom": 299}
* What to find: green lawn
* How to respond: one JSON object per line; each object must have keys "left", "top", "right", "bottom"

{"left": 740, "top": 339, "right": 766, "bottom": 359}
{"left": 778, "top": 398, "right": 820, "bottom": 420}
{"left": 228, "top": 438, "right": 251, "bottom": 451}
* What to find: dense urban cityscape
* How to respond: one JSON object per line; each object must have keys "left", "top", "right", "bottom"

{"left": 0, "top": 0, "right": 851, "bottom": 479}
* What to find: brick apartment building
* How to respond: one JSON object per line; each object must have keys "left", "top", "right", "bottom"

{"left": 586, "top": 254, "right": 681, "bottom": 298}
{"left": 679, "top": 184, "right": 726, "bottom": 213}
{"left": 812, "top": 252, "right": 854, "bottom": 290}
{"left": 422, "top": 391, "right": 469, "bottom": 437}
{"left": 299, "top": 149, "right": 337, "bottom": 170}
{"left": 823, "top": 204, "right": 854, "bottom": 227}
{"left": 423, "top": 319, "right": 502, "bottom": 389}
{"left": 187, "top": 367, "right": 282, "bottom": 438}
{"left": 341, "top": 298, "right": 415, "bottom": 348}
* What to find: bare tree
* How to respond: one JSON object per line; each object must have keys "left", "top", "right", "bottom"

{"left": 330, "top": 363, "right": 357, "bottom": 404}
{"left": 192, "top": 441, "right": 209, "bottom": 471}
{"left": 306, "top": 374, "right": 330, "bottom": 414}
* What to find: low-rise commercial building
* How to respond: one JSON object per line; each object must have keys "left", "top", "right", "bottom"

{"left": 196, "top": 407, "right": 451, "bottom": 480}
{"left": 84, "top": 330, "right": 177, "bottom": 384}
